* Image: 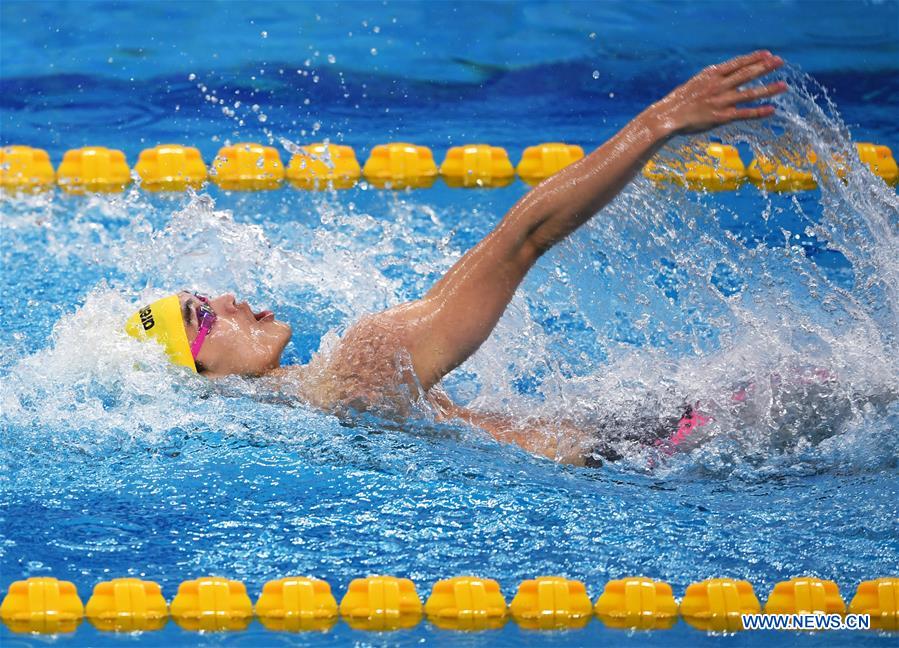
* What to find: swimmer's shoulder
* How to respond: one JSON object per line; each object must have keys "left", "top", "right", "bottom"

{"left": 336, "top": 307, "right": 418, "bottom": 365}
{"left": 298, "top": 304, "right": 428, "bottom": 413}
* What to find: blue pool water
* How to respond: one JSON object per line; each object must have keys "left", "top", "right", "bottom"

{"left": 1, "top": 1, "right": 898, "bottom": 646}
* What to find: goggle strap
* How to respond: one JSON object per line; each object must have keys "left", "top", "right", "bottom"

{"left": 190, "top": 324, "right": 210, "bottom": 359}
{"left": 188, "top": 293, "right": 216, "bottom": 360}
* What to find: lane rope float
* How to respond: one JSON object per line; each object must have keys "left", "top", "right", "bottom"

{"left": 2, "top": 574, "right": 897, "bottom": 634}
{"left": 1, "top": 141, "right": 896, "bottom": 193}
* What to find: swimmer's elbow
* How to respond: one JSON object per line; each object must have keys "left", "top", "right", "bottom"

{"left": 522, "top": 218, "right": 575, "bottom": 262}
{"left": 518, "top": 232, "right": 552, "bottom": 267}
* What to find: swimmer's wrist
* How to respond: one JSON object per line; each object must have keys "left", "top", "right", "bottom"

{"left": 641, "top": 102, "right": 680, "bottom": 141}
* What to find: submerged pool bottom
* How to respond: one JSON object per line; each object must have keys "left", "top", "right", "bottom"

{"left": 2, "top": 573, "right": 897, "bottom": 641}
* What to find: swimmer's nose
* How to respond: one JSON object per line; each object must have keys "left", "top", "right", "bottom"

{"left": 212, "top": 293, "right": 239, "bottom": 313}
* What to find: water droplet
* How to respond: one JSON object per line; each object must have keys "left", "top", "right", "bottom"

{"left": 258, "top": 114, "right": 267, "bottom": 123}
{"left": 373, "top": 26, "right": 380, "bottom": 33}
{"left": 260, "top": 30, "right": 268, "bottom": 39}
{"left": 609, "top": 92, "right": 615, "bottom": 98}
{"left": 589, "top": 32, "right": 597, "bottom": 40}
{"left": 327, "top": 54, "right": 336, "bottom": 64}
{"left": 592, "top": 70, "right": 600, "bottom": 80}
{"left": 370, "top": 48, "right": 378, "bottom": 56}
{"left": 188, "top": 73, "right": 196, "bottom": 81}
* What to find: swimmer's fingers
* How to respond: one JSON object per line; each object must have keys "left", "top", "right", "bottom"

{"left": 721, "top": 54, "right": 784, "bottom": 89}
{"left": 710, "top": 50, "right": 771, "bottom": 77}
{"left": 656, "top": 51, "right": 786, "bottom": 135}
{"left": 718, "top": 105, "right": 777, "bottom": 123}
{"left": 719, "top": 81, "right": 788, "bottom": 108}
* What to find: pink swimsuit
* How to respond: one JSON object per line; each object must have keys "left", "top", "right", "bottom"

{"left": 656, "top": 407, "right": 711, "bottom": 455}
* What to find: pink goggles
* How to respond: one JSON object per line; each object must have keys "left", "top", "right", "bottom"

{"left": 189, "top": 292, "right": 217, "bottom": 360}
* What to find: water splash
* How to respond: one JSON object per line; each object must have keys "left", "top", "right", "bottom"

{"left": 429, "top": 66, "right": 899, "bottom": 476}
{"left": 1, "top": 67, "right": 897, "bottom": 484}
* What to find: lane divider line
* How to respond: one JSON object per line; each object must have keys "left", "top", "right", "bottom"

{"left": 2, "top": 142, "right": 895, "bottom": 193}
{"left": 2, "top": 575, "right": 896, "bottom": 634}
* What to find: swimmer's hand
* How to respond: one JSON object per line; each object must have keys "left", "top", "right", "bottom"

{"left": 649, "top": 50, "right": 787, "bottom": 135}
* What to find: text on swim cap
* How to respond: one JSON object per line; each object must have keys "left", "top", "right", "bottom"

{"left": 139, "top": 306, "right": 155, "bottom": 331}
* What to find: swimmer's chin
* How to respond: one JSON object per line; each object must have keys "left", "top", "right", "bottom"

{"left": 268, "top": 318, "right": 292, "bottom": 336}
{"left": 261, "top": 320, "right": 293, "bottom": 375}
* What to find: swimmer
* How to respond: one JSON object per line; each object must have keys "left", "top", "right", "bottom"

{"left": 127, "top": 51, "right": 787, "bottom": 466}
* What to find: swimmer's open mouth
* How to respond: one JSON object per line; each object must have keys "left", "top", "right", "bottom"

{"left": 254, "top": 309, "right": 274, "bottom": 322}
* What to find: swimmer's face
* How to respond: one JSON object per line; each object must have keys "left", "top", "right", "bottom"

{"left": 178, "top": 291, "right": 292, "bottom": 376}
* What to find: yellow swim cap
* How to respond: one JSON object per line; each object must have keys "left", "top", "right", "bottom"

{"left": 125, "top": 294, "right": 196, "bottom": 372}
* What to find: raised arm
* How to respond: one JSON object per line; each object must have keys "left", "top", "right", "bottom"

{"left": 375, "top": 52, "right": 786, "bottom": 391}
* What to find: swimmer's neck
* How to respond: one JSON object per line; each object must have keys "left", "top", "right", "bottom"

{"left": 262, "top": 363, "right": 360, "bottom": 413}
{"left": 266, "top": 365, "right": 301, "bottom": 379}
{"left": 264, "top": 364, "right": 312, "bottom": 394}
